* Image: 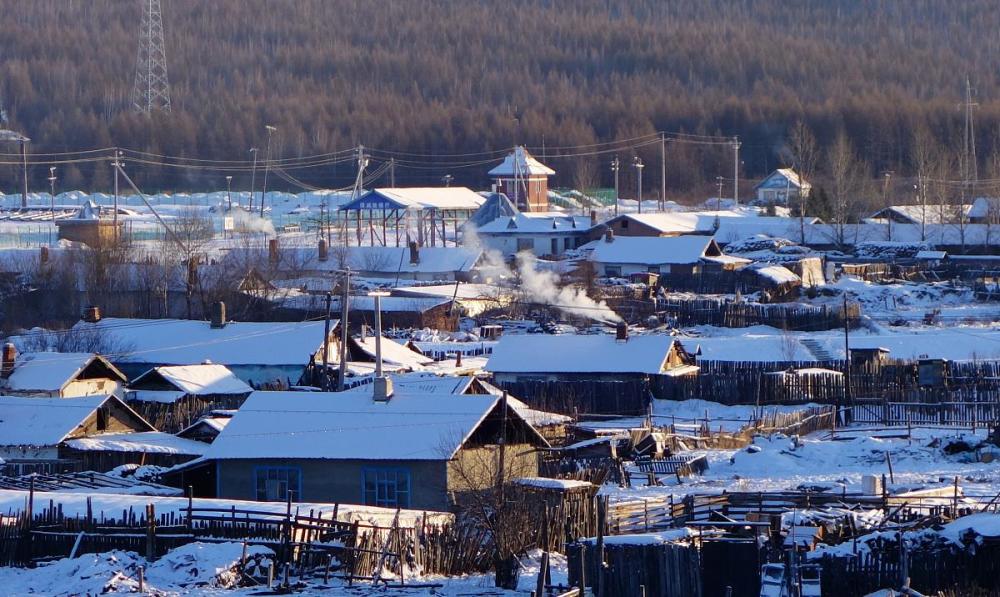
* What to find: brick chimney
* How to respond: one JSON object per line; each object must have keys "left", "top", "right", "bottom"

{"left": 318, "top": 238, "right": 328, "bottom": 262}
{"left": 408, "top": 241, "right": 420, "bottom": 265}
{"left": 211, "top": 301, "right": 227, "bottom": 329}
{"left": 616, "top": 321, "right": 628, "bottom": 342}
{"left": 268, "top": 238, "right": 279, "bottom": 264}
{"left": 83, "top": 305, "right": 102, "bottom": 323}
{"left": 1, "top": 343, "right": 15, "bottom": 378}
{"left": 605, "top": 228, "right": 615, "bottom": 243}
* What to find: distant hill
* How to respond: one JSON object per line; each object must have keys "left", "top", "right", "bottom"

{"left": 0, "top": 0, "right": 997, "bottom": 196}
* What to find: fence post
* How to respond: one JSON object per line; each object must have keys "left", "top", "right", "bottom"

{"left": 186, "top": 485, "right": 193, "bottom": 530}
{"left": 145, "top": 503, "right": 156, "bottom": 561}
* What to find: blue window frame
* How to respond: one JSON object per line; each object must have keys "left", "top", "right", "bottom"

{"left": 362, "top": 467, "right": 411, "bottom": 508}
{"left": 254, "top": 466, "right": 301, "bottom": 502}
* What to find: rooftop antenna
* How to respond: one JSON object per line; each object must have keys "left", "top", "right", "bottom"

{"left": 131, "top": 0, "right": 172, "bottom": 114}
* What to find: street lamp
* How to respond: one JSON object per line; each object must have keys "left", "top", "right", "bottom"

{"left": 633, "top": 157, "right": 644, "bottom": 214}
{"left": 47, "top": 167, "right": 56, "bottom": 220}
{"left": 260, "top": 125, "right": 276, "bottom": 217}
{"left": 248, "top": 147, "right": 259, "bottom": 212}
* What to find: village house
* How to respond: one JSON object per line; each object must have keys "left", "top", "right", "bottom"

{"left": 473, "top": 212, "right": 604, "bottom": 258}
{"left": 0, "top": 394, "right": 154, "bottom": 475}
{"left": 753, "top": 168, "right": 811, "bottom": 205}
{"left": 60, "top": 430, "right": 208, "bottom": 472}
{"left": 176, "top": 410, "right": 234, "bottom": 443}
{"left": 124, "top": 363, "right": 253, "bottom": 433}
{"left": 488, "top": 146, "right": 555, "bottom": 213}
{"left": 70, "top": 306, "right": 338, "bottom": 386}
{"left": 263, "top": 241, "right": 483, "bottom": 282}
{"left": 0, "top": 344, "right": 127, "bottom": 398}
{"left": 581, "top": 233, "right": 746, "bottom": 279}
{"left": 167, "top": 389, "right": 548, "bottom": 510}
{"left": 603, "top": 211, "right": 819, "bottom": 245}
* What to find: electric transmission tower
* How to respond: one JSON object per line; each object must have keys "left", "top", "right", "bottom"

{"left": 131, "top": 0, "right": 172, "bottom": 114}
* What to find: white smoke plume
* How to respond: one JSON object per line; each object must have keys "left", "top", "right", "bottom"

{"left": 231, "top": 209, "right": 277, "bottom": 235}
{"left": 515, "top": 252, "right": 622, "bottom": 324}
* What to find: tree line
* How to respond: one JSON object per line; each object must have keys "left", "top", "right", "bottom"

{"left": 0, "top": 0, "right": 999, "bottom": 202}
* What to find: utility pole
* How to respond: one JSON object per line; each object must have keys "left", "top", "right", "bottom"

{"left": 337, "top": 268, "right": 351, "bottom": 391}
{"left": 882, "top": 171, "right": 893, "bottom": 241}
{"left": 733, "top": 137, "right": 741, "bottom": 206}
{"left": 47, "top": 167, "right": 56, "bottom": 220}
{"left": 248, "top": 147, "right": 259, "bottom": 212}
{"left": 20, "top": 135, "right": 29, "bottom": 209}
{"left": 112, "top": 149, "right": 125, "bottom": 229}
{"left": 389, "top": 157, "right": 396, "bottom": 188}
{"left": 321, "top": 292, "right": 333, "bottom": 390}
{"left": 225, "top": 175, "right": 233, "bottom": 210}
{"left": 916, "top": 181, "right": 925, "bottom": 241}
{"left": 260, "top": 125, "right": 276, "bottom": 217}
{"left": 843, "top": 295, "right": 852, "bottom": 405}
{"left": 369, "top": 291, "right": 390, "bottom": 378}
{"left": 660, "top": 133, "right": 667, "bottom": 212}
{"left": 716, "top": 176, "right": 724, "bottom": 213}
{"left": 611, "top": 157, "right": 620, "bottom": 217}
{"left": 633, "top": 157, "right": 644, "bottom": 214}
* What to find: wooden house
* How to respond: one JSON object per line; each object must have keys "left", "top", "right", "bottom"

{"left": 473, "top": 212, "right": 604, "bottom": 258}
{"left": 582, "top": 233, "right": 747, "bottom": 279}
{"left": 70, "top": 309, "right": 339, "bottom": 387}
{"left": 488, "top": 146, "right": 555, "bottom": 213}
{"left": 124, "top": 364, "right": 253, "bottom": 433}
{"left": 166, "top": 389, "right": 548, "bottom": 510}
{"left": 0, "top": 394, "right": 154, "bottom": 475}
{"left": 753, "top": 168, "right": 811, "bottom": 205}
{"left": 0, "top": 345, "right": 127, "bottom": 398}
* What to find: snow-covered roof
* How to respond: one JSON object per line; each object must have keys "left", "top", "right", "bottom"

{"left": 754, "top": 168, "right": 811, "bottom": 191}
{"left": 583, "top": 236, "right": 716, "bottom": 265}
{"left": 64, "top": 431, "right": 208, "bottom": 456}
{"left": 915, "top": 250, "right": 947, "bottom": 260}
{"left": 131, "top": 364, "right": 253, "bottom": 396}
{"left": 2, "top": 352, "right": 124, "bottom": 393}
{"left": 754, "top": 265, "right": 801, "bottom": 285}
{"left": 486, "top": 334, "right": 675, "bottom": 375}
{"left": 71, "top": 318, "right": 333, "bottom": 367}
{"left": 340, "top": 295, "right": 451, "bottom": 313}
{"left": 515, "top": 477, "right": 594, "bottom": 491}
{"left": 203, "top": 390, "right": 538, "bottom": 461}
{"left": 344, "top": 246, "right": 481, "bottom": 274}
{"left": 468, "top": 192, "right": 519, "bottom": 227}
{"left": 351, "top": 336, "right": 434, "bottom": 368}
{"left": 342, "top": 187, "right": 486, "bottom": 211}
{"left": 475, "top": 213, "right": 595, "bottom": 234}
{"left": 868, "top": 204, "right": 968, "bottom": 225}
{"left": 488, "top": 146, "right": 555, "bottom": 177}
{"left": 0, "top": 395, "right": 116, "bottom": 446}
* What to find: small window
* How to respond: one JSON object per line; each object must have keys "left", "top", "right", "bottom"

{"left": 362, "top": 468, "right": 411, "bottom": 508}
{"left": 255, "top": 467, "right": 301, "bottom": 502}
{"left": 605, "top": 265, "right": 622, "bottom": 277}
{"left": 647, "top": 266, "right": 660, "bottom": 274}
{"left": 621, "top": 219, "right": 629, "bottom": 229}
{"left": 96, "top": 407, "right": 109, "bottom": 431}
{"left": 516, "top": 238, "right": 533, "bottom": 252}
{"left": 551, "top": 238, "right": 558, "bottom": 254}
{"left": 564, "top": 238, "right": 571, "bottom": 250}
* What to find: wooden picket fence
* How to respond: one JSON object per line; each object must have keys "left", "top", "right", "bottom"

{"left": 658, "top": 297, "right": 859, "bottom": 331}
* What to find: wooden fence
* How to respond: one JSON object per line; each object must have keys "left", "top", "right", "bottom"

{"left": 658, "top": 297, "right": 859, "bottom": 331}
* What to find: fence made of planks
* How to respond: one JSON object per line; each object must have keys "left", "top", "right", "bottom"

{"left": 659, "top": 297, "right": 860, "bottom": 331}
{"left": 567, "top": 539, "right": 701, "bottom": 597}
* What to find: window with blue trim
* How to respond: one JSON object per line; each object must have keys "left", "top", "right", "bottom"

{"left": 255, "top": 466, "right": 300, "bottom": 502}
{"left": 362, "top": 468, "right": 410, "bottom": 508}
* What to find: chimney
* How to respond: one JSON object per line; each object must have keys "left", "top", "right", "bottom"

{"left": 1, "top": 343, "right": 15, "bottom": 378}
{"left": 268, "top": 238, "right": 279, "bottom": 264}
{"left": 211, "top": 301, "right": 227, "bottom": 329}
{"left": 318, "top": 238, "right": 328, "bottom": 262}
{"left": 83, "top": 305, "right": 102, "bottom": 323}
{"left": 605, "top": 228, "right": 615, "bottom": 243}
{"left": 408, "top": 241, "right": 420, "bottom": 265}
{"left": 39, "top": 246, "right": 49, "bottom": 265}
{"left": 590, "top": 210, "right": 598, "bottom": 227}
{"left": 616, "top": 321, "right": 629, "bottom": 342}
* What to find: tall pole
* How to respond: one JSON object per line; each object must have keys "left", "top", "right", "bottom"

{"left": 112, "top": 150, "right": 124, "bottom": 229}
{"left": 321, "top": 292, "right": 332, "bottom": 390}
{"left": 733, "top": 137, "right": 741, "bottom": 206}
{"left": 843, "top": 295, "right": 852, "bottom": 406}
{"left": 337, "top": 269, "right": 351, "bottom": 391}
{"left": 47, "top": 167, "right": 56, "bottom": 220}
{"left": 611, "top": 157, "right": 620, "bottom": 217}
{"left": 369, "top": 291, "right": 390, "bottom": 378}
{"left": 248, "top": 147, "right": 259, "bottom": 212}
{"left": 226, "top": 175, "right": 233, "bottom": 209}
{"left": 883, "top": 171, "right": 893, "bottom": 241}
{"left": 260, "top": 125, "right": 276, "bottom": 217}
{"left": 716, "top": 176, "right": 724, "bottom": 213}
{"left": 20, "top": 137, "right": 30, "bottom": 208}
{"left": 633, "top": 157, "right": 643, "bottom": 214}
{"left": 389, "top": 157, "right": 396, "bottom": 188}
{"left": 660, "top": 133, "right": 667, "bottom": 212}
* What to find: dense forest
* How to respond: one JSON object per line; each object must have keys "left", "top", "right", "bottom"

{"left": 1, "top": 0, "right": 1000, "bottom": 201}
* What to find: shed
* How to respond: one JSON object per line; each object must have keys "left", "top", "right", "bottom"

{"left": 125, "top": 364, "right": 253, "bottom": 433}
{"left": 0, "top": 349, "right": 127, "bottom": 398}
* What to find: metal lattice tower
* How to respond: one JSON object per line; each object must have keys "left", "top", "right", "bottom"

{"left": 131, "top": 0, "right": 172, "bottom": 114}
